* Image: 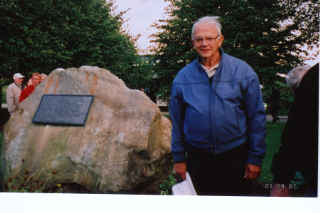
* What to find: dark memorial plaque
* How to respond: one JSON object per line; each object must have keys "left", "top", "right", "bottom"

{"left": 32, "top": 94, "right": 94, "bottom": 126}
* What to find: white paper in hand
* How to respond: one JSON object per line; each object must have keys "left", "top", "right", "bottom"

{"left": 172, "top": 172, "right": 197, "bottom": 195}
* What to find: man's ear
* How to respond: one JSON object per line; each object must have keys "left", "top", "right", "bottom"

{"left": 218, "top": 35, "right": 224, "bottom": 47}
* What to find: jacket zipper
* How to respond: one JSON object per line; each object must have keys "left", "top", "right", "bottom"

{"left": 209, "top": 76, "right": 215, "bottom": 154}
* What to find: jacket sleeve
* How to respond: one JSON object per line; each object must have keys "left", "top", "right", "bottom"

{"left": 6, "top": 85, "right": 16, "bottom": 113}
{"left": 169, "top": 82, "right": 186, "bottom": 162}
{"left": 243, "top": 72, "right": 266, "bottom": 166}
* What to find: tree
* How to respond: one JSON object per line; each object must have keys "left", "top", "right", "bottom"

{"left": 0, "top": 0, "right": 140, "bottom": 106}
{"left": 151, "top": 0, "right": 319, "bottom": 106}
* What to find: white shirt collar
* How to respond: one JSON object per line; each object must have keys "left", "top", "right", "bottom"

{"left": 201, "top": 63, "right": 219, "bottom": 78}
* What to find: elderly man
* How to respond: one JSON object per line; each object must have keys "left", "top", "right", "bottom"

{"left": 19, "top": 72, "right": 42, "bottom": 102}
{"left": 6, "top": 73, "right": 24, "bottom": 114}
{"left": 170, "top": 16, "right": 266, "bottom": 195}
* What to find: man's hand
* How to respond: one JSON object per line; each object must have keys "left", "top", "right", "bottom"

{"left": 173, "top": 162, "right": 187, "bottom": 180}
{"left": 244, "top": 163, "right": 261, "bottom": 180}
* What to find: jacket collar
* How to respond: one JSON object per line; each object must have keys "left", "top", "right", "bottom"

{"left": 194, "top": 48, "right": 234, "bottom": 82}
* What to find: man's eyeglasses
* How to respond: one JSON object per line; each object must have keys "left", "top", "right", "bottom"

{"left": 193, "top": 35, "right": 220, "bottom": 43}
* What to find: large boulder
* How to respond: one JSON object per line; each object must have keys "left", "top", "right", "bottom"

{"left": 2, "top": 66, "right": 172, "bottom": 193}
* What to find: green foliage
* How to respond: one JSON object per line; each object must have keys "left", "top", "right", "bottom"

{"left": 0, "top": 0, "right": 142, "bottom": 88}
{"left": 1, "top": 85, "right": 7, "bottom": 104}
{"left": 5, "top": 169, "right": 48, "bottom": 192}
{"left": 263, "top": 67, "right": 294, "bottom": 115}
{"left": 3, "top": 165, "right": 75, "bottom": 192}
{"left": 159, "top": 173, "right": 177, "bottom": 195}
{"left": 259, "top": 122, "right": 286, "bottom": 183}
{"left": 151, "top": 0, "right": 318, "bottom": 104}
{"left": 125, "top": 55, "right": 157, "bottom": 91}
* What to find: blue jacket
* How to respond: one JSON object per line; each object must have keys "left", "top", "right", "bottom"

{"left": 170, "top": 50, "right": 266, "bottom": 166}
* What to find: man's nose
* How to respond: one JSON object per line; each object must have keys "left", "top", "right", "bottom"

{"left": 200, "top": 38, "right": 208, "bottom": 46}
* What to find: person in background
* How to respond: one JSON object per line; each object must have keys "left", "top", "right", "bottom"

{"left": 19, "top": 72, "right": 42, "bottom": 102}
{"left": 170, "top": 16, "right": 266, "bottom": 195}
{"left": 6, "top": 73, "right": 24, "bottom": 115}
{"left": 40, "top": 73, "right": 48, "bottom": 81}
{"left": 271, "top": 63, "right": 318, "bottom": 197}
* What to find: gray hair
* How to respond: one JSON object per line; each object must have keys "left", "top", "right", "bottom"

{"left": 286, "top": 65, "right": 311, "bottom": 89}
{"left": 191, "top": 16, "right": 222, "bottom": 40}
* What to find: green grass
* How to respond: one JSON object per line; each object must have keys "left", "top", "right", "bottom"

{"left": 259, "top": 122, "right": 285, "bottom": 183}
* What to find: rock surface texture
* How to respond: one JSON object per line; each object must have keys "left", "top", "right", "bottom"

{"left": 2, "top": 66, "right": 172, "bottom": 193}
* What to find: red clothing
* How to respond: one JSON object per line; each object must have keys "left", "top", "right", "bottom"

{"left": 19, "top": 85, "right": 35, "bottom": 102}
